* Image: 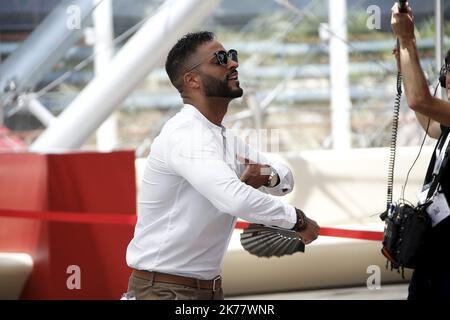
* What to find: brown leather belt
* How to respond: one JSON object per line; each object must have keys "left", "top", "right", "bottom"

{"left": 132, "top": 269, "right": 222, "bottom": 291}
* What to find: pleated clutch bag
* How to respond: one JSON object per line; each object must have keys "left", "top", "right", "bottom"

{"left": 240, "top": 224, "right": 305, "bottom": 257}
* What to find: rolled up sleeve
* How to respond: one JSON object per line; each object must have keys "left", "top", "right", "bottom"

{"left": 263, "top": 160, "right": 295, "bottom": 196}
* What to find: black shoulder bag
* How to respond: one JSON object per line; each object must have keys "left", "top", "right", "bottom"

{"left": 380, "top": 130, "right": 450, "bottom": 274}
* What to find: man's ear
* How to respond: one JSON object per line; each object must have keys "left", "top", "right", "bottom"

{"left": 183, "top": 72, "right": 201, "bottom": 90}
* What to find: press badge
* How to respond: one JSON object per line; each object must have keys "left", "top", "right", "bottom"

{"left": 427, "top": 191, "right": 450, "bottom": 227}
{"left": 418, "top": 186, "right": 450, "bottom": 227}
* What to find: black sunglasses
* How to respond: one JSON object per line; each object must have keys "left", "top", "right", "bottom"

{"left": 186, "top": 49, "right": 238, "bottom": 72}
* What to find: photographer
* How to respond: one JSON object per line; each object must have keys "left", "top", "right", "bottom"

{"left": 392, "top": 2, "right": 450, "bottom": 299}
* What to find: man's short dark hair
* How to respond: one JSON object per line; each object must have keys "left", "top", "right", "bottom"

{"left": 165, "top": 31, "right": 215, "bottom": 93}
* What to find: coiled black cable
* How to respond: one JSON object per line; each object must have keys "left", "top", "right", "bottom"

{"left": 386, "top": 70, "right": 402, "bottom": 208}
{"left": 386, "top": 1, "right": 408, "bottom": 208}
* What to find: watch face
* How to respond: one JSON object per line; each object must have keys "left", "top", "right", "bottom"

{"left": 266, "top": 172, "right": 274, "bottom": 187}
{"left": 269, "top": 175, "right": 277, "bottom": 187}
{"left": 267, "top": 170, "right": 279, "bottom": 187}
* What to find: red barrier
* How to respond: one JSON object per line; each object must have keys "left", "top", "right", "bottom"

{"left": 236, "top": 221, "right": 383, "bottom": 241}
{"left": 0, "top": 209, "right": 137, "bottom": 225}
{"left": 0, "top": 152, "right": 136, "bottom": 299}
{"left": 1, "top": 209, "right": 383, "bottom": 241}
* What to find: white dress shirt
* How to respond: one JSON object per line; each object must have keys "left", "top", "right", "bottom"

{"left": 126, "top": 104, "right": 296, "bottom": 280}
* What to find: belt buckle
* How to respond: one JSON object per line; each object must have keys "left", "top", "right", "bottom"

{"left": 212, "top": 275, "right": 221, "bottom": 291}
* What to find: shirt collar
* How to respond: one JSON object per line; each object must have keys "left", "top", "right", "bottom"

{"left": 182, "top": 104, "right": 225, "bottom": 134}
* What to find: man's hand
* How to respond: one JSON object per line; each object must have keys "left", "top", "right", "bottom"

{"left": 298, "top": 217, "right": 320, "bottom": 245}
{"left": 391, "top": 2, "right": 414, "bottom": 42}
{"left": 238, "top": 156, "right": 272, "bottom": 189}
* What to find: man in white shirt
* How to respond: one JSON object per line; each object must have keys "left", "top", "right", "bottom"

{"left": 126, "top": 31, "right": 320, "bottom": 300}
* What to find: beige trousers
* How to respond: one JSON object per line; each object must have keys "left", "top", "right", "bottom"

{"left": 127, "top": 272, "right": 224, "bottom": 300}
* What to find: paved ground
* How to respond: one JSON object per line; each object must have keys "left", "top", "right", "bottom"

{"left": 228, "top": 283, "right": 409, "bottom": 300}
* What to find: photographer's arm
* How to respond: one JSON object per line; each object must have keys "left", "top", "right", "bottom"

{"left": 414, "top": 111, "right": 441, "bottom": 139}
{"left": 393, "top": 46, "right": 441, "bottom": 138}
{"left": 392, "top": 3, "right": 450, "bottom": 128}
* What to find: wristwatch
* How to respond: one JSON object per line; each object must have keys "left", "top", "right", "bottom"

{"left": 291, "top": 208, "right": 308, "bottom": 232}
{"left": 265, "top": 167, "right": 280, "bottom": 188}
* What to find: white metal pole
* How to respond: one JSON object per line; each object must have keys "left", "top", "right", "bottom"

{"left": 436, "top": 0, "right": 444, "bottom": 99}
{"left": 31, "top": 0, "right": 221, "bottom": 152}
{"left": 26, "top": 98, "right": 56, "bottom": 127}
{"left": 329, "top": 0, "right": 351, "bottom": 149}
{"left": 92, "top": 0, "right": 117, "bottom": 151}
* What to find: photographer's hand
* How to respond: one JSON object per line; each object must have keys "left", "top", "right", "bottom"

{"left": 391, "top": 2, "right": 414, "bottom": 43}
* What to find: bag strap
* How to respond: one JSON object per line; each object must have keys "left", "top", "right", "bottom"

{"left": 426, "top": 128, "right": 450, "bottom": 201}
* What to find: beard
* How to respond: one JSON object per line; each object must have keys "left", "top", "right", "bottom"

{"left": 201, "top": 74, "right": 243, "bottom": 98}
